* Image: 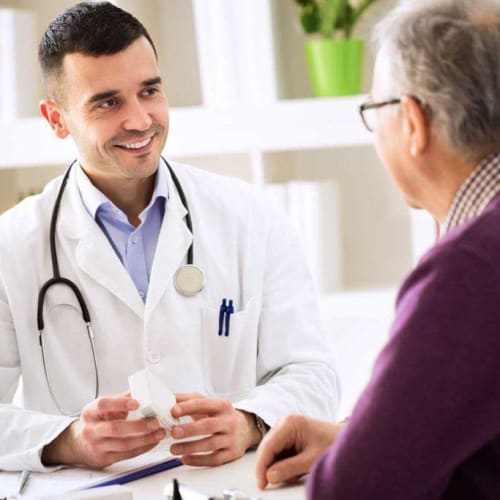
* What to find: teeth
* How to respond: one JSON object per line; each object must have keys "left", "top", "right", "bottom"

{"left": 120, "top": 137, "right": 152, "bottom": 150}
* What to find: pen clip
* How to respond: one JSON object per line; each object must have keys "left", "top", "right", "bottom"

{"left": 218, "top": 299, "right": 227, "bottom": 336}
{"left": 224, "top": 300, "right": 234, "bottom": 337}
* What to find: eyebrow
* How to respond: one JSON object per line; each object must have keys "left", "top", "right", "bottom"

{"left": 86, "top": 77, "right": 162, "bottom": 106}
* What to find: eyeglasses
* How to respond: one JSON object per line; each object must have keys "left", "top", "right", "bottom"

{"left": 359, "top": 99, "right": 401, "bottom": 132}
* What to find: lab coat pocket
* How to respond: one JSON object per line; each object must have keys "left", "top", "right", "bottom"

{"left": 202, "top": 297, "right": 260, "bottom": 398}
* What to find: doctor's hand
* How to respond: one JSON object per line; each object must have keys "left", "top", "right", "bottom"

{"left": 169, "top": 392, "right": 262, "bottom": 466}
{"left": 42, "top": 395, "right": 167, "bottom": 468}
{"left": 255, "top": 415, "right": 345, "bottom": 490}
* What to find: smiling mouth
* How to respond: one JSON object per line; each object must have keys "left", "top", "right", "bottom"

{"left": 115, "top": 135, "right": 154, "bottom": 154}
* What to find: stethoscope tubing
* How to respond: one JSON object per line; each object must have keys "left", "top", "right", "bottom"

{"left": 37, "top": 158, "right": 194, "bottom": 415}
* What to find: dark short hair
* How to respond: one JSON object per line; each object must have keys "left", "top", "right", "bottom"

{"left": 39, "top": 1, "right": 157, "bottom": 96}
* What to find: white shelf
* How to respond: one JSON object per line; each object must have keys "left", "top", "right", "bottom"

{"left": 0, "top": 97, "right": 372, "bottom": 169}
{"left": 0, "top": 0, "right": 431, "bottom": 298}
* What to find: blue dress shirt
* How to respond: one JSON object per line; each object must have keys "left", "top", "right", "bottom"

{"left": 76, "top": 163, "right": 168, "bottom": 302}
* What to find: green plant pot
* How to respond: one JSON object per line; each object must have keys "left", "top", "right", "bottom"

{"left": 305, "top": 39, "right": 364, "bottom": 97}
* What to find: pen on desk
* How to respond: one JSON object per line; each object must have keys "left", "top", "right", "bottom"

{"left": 16, "top": 470, "right": 30, "bottom": 496}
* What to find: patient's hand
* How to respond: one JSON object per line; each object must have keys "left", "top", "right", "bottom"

{"left": 255, "top": 415, "right": 345, "bottom": 489}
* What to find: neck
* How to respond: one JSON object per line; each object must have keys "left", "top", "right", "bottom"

{"left": 84, "top": 171, "right": 156, "bottom": 227}
{"left": 417, "top": 150, "right": 479, "bottom": 224}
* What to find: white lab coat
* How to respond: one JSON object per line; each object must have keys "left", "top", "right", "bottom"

{"left": 0, "top": 162, "right": 339, "bottom": 471}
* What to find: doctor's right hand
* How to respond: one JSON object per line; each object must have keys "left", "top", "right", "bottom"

{"left": 41, "top": 395, "right": 167, "bottom": 468}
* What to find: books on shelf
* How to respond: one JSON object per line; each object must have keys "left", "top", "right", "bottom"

{"left": 192, "top": 0, "right": 278, "bottom": 107}
{"left": 264, "top": 180, "right": 342, "bottom": 294}
{"left": 0, "top": 8, "right": 38, "bottom": 120}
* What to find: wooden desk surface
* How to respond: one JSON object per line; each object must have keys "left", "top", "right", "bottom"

{"left": 128, "top": 451, "right": 305, "bottom": 500}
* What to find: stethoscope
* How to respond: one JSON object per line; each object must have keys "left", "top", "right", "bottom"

{"left": 37, "top": 158, "right": 205, "bottom": 415}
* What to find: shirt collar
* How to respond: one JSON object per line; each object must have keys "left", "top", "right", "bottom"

{"left": 442, "top": 152, "right": 500, "bottom": 234}
{"left": 76, "top": 160, "right": 169, "bottom": 222}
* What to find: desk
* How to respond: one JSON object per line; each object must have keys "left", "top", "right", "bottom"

{"left": 128, "top": 451, "right": 305, "bottom": 500}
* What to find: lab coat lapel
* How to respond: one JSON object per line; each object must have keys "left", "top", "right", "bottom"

{"left": 59, "top": 167, "right": 145, "bottom": 319}
{"left": 145, "top": 167, "right": 192, "bottom": 317}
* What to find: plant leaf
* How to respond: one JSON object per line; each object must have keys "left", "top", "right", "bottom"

{"left": 318, "top": 0, "right": 349, "bottom": 38}
{"left": 300, "top": 5, "right": 320, "bottom": 34}
{"left": 294, "top": 0, "right": 315, "bottom": 6}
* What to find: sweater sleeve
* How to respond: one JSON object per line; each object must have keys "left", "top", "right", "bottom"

{"left": 307, "top": 243, "right": 500, "bottom": 499}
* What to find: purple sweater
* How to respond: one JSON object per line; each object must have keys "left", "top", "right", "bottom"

{"left": 308, "top": 196, "right": 500, "bottom": 499}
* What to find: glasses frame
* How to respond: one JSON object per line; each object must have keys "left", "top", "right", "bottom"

{"left": 359, "top": 99, "right": 402, "bottom": 132}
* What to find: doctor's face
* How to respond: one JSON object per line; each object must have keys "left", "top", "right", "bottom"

{"left": 43, "top": 36, "right": 168, "bottom": 183}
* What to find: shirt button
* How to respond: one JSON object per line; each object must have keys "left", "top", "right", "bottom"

{"left": 132, "top": 236, "right": 138, "bottom": 244}
{"left": 139, "top": 290, "right": 145, "bottom": 298}
{"left": 147, "top": 350, "right": 161, "bottom": 364}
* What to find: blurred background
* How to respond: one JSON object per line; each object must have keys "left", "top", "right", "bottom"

{"left": 0, "top": 0, "right": 437, "bottom": 417}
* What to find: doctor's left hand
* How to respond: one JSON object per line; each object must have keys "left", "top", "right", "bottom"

{"left": 169, "top": 393, "right": 262, "bottom": 466}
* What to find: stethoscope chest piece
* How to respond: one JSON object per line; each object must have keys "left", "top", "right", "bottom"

{"left": 174, "top": 264, "right": 205, "bottom": 296}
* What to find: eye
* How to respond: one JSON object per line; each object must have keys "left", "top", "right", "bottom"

{"left": 142, "top": 86, "right": 160, "bottom": 97}
{"left": 97, "top": 98, "right": 118, "bottom": 109}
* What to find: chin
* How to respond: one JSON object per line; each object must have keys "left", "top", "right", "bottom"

{"left": 405, "top": 198, "right": 423, "bottom": 210}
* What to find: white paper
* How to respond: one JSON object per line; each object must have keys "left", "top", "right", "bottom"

{"left": 128, "top": 369, "right": 178, "bottom": 431}
{"left": 0, "top": 449, "right": 177, "bottom": 499}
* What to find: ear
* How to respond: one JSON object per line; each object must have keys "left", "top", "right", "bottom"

{"left": 39, "top": 99, "right": 70, "bottom": 139}
{"left": 400, "top": 96, "right": 430, "bottom": 157}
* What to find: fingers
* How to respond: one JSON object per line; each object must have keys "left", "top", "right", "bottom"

{"left": 181, "top": 449, "right": 236, "bottom": 467}
{"left": 256, "top": 416, "right": 303, "bottom": 489}
{"left": 102, "top": 429, "right": 167, "bottom": 453}
{"left": 82, "top": 396, "right": 139, "bottom": 421}
{"left": 171, "top": 415, "right": 230, "bottom": 440}
{"left": 87, "top": 417, "right": 163, "bottom": 440}
{"left": 93, "top": 442, "right": 161, "bottom": 468}
{"left": 106, "top": 411, "right": 129, "bottom": 421}
{"left": 175, "top": 392, "right": 206, "bottom": 404}
{"left": 264, "top": 453, "right": 311, "bottom": 487}
{"left": 170, "top": 434, "right": 230, "bottom": 456}
{"left": 169, "top": 397, "right": 247, "bottom": 468}
{"left": 77, "top": 422, "right": 167, "bottom": 468}
{"left": 172, "top": 397, "right": 232, "bottom": 419}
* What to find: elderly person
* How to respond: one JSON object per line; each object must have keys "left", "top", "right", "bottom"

{"left": 256, "top": 0, "right": 500, "bottom": 498}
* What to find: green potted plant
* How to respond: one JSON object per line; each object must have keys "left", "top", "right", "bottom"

{"left": 294, "top": 0, "right": 378, "bottom": 97}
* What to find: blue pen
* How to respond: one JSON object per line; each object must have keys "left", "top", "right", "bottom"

{"left": 218, "top": 299, "right": 227, "bottom": 336}
{"left": 87, "top": 457, "right": 182, "bottom": 489}
{"left": 225, "top": 299, "right": 234, "bottom": 337}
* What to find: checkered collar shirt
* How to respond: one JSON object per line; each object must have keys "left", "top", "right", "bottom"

{"left": 442, "top": 152, "right": 500, "bottom": 234}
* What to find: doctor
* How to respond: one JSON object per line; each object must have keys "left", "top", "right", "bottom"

{"left": 0, "top": 2, "right": 338, "bottom": 471}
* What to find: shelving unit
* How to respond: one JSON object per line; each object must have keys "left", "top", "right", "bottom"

{"left": 0, "top": 1, "right": 437, "bottom": 404}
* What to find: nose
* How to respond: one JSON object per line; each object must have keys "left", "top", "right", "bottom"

{"left": 122, "top": 98, "right": 152, "bottom": 132}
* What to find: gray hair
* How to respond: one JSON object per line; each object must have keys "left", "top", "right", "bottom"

{"left": 374, "top": 0, "right": 500, "bottom": 162}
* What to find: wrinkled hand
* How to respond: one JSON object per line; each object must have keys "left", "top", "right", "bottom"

{"left": 42, "top": 395, "right": 166, "bottom": 468}
{"left": 169, "top": 392, "right": 261, "bottom": 467}
{"left": 256, "top": 415, "right": 345, "bottom": 489}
